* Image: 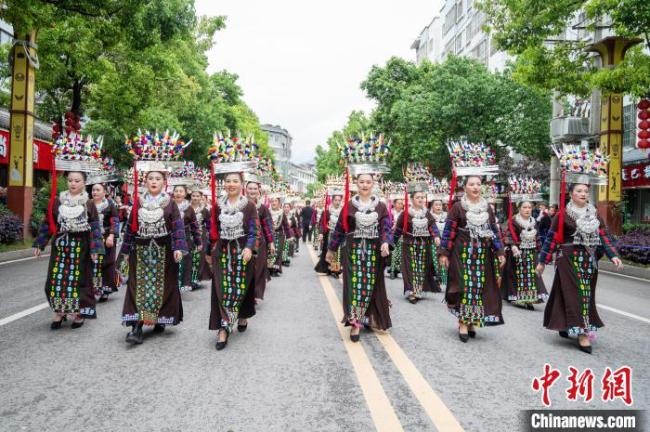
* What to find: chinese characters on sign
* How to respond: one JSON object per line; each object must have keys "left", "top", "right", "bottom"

{"left": 531, "top": 364, "right": 633, "bottom": 407}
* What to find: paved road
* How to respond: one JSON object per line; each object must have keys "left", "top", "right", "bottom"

{"left": 0, "top": 247, "right": 648, "bottom": 432}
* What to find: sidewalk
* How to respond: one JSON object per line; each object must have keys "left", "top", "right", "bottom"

{"left": 599, "top": 259, "right": 650, "bottom": 281}
{"left": 0, "top": 245, "right": 49, "bottom": 264}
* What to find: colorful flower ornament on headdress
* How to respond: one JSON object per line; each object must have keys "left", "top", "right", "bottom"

{"left": 339, "top": 133, "right": 391, "bottom": 176}
{"left": 52, "top": 131, "right": 103, "bottom": 172}
{"left": 429, "top": 178, "right": 450, "bottom": 201}
{"left": 326, "top": 175, "right": 345, "bottom": 196}
{"left": 207, "top": 130, "right": 259, "bottom": 174}
{"left": 87, "top": 157, "right": 122, "bottom": 185}
{"left": 403, "top": 162, "right": 432, "bottom": 194}
{"left": 168, "top": 161, "right": 199, "bottom": 187}
{"left": 508, "top": 176, "right": 543, "bottom": 203}
{"left": 553, "top": 144, "right": 609, "bottom": 185}
{"left": 446, "top": 140, "right": 498, "bottom": 177}
{"left": 124, "top": 129, "right": 191, "bottom": 172}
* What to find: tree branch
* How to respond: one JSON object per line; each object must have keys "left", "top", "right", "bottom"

{"left": 38, "top": 0, "right": 125, "bottom": 18}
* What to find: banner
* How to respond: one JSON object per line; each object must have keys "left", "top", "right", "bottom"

{"left": 622, "top": 161, "right": 650, "bottom": 188}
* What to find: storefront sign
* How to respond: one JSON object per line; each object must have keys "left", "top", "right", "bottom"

{"left": 622, "top": 161, "right": 650, "bottom": 188}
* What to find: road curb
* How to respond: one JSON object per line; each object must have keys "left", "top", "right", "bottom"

{"left": 0, "top": 246, "right": 49, "bottom": 264}
{"left": 600, "top": 259, "right": 650, "bottom": 281}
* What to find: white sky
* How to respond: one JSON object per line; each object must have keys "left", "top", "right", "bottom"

{"left": 195, "top": 0, "right": 443, "bottom": 163}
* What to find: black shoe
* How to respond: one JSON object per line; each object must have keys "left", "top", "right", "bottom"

{"left": 50, "top": 319, "right": 64, "bottom": 330}
{"left": 526, "top": 304, "right": 535, "bottom": 311}
{"left": 389, "top": 273, "right": 396, "bottom": 280}
{"left": 577, "top": 341, "right": 592, "bottom": 354}
{"left": 71, "top": 319, "right": 85, "bottom": 329}
{"left": 216, "top": 330, "right": 229, "bottom": 350}
{"left": 459, "top": 332, "right": 469, "bottom": 343}
{"left": 350, "top": 333, "right": 360, "bottom": 343}
{"left": 98, "top": 294, "right": 109, "bottom": 303}
{"left": 153, "top": 324, "right": 165, "bottom": 333}
{"left": 126, "top": 325, "right": 144, "bottom": 344}
{"left": 559, "top": 330, "right": 569, "bottom": 338}
{"left": 237, "top": 322, "right": 248, "bottom": 332}
{"left": 468, "top": 329, "right": 476, "bottom": 338}
{"left": 408, "top": 297, "right": 417, "bottom": 304}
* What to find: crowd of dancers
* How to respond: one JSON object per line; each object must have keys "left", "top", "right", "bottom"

{"left": 33, "top": 130, "right": 623, "bottom": 354}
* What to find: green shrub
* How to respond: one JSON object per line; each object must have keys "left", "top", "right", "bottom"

{"left": 30, "top": 175, "right": 68, "bottom": 237}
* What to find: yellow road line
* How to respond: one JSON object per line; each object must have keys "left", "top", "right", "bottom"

{"left": 325, "top": 251, "right": 465, "bottom": 432}
{"left": 308, "top": 248, "right": 403, "bottom": 432}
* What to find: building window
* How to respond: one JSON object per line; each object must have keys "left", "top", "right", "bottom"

{"left": 623, "top": 102, "right": 637, "bottom": 150}
{"left": 455, "top": 34, "right": 463, "bottom": 53}
{"left": 443, "top": 3, "right": 457, "bottom": 35}
{"left": 456, "top": 0, "right": 464, "bottom": 22}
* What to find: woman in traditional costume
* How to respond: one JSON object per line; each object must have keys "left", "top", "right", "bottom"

{"left": 429, "top": 179, "right": 450, "bottom": 290}
{"left": 537, "top": 146, "right": 623, "bottom": 354}
{"left": 311, "top": 198, "right": 324, "bottom": 251}
{"left": 120, "top": 131, "right": 189, "bottom": 344}
{"left": 88, "top": 165, "right": 120, "bottom": 302}
{"left": 190, "top": 188, "right": 212, "bottom": 286}
{"left": 283, "top": 202, "right": 297, "bottom": 265}
{"left": 245, "top": 170, "right": 276, "bottom": 302}
{"left": 327, "top": 134, "right": 393, "bottom": 342}
{"left": 33, "top": 133, "right": 105, "bottom": 329}
{"left": 394, "top": 164, "right": 441, "bottom": 303}
{"left": 315, "top": 186, "right": 344, "bottom": 277}
{"left": 388, "top": 196, "right": 404, "bottom": 279}
{"left": 439, "top": 141, "right": 505, "bottom": 342}
{"left": 268, "top": 194, "right": 290, "bottom": 276}
{"left": 206, "top": 132, "right": 260, "bottom": 350}
{"left": 501, "top": 177, "right": 547, "bottom": 310}
{"left": 172, "top": 182, "right": 202, "bottom": 292}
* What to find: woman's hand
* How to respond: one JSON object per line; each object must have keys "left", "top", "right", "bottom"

{"left": 611, "top": 257, "right": 624, "bottom": 270}
{"left": 439, "top": 256, "right": 449, "bottom": 269}
{"left": 434, "top": 237, "right": 441, "bottom": 247}
{"left": 511, "top": 245, "right": 520, "bottom": 258}
{"left": 380, "top": 243, "right": 390, "bottom": 258}
{"left": 498, "top": 255, "right": 506, "bottom": 267}
{"left": 173, "top": 250, "right": 183, "bottom": 263}
{"left": 205, "top": 255, "right": 212, "bottom": 265}
{"left": 536, "top": 263, "right": 545, "bottom": 275}
{"left": 33, "top": 248, "right": 41, "bottom": 257}
{"left": 269, "top": 243, "right": 276, "bottom": 255}
{"left": 105, "top": 234, "right": 114, "bottom": 248}
{"left": 325, "top": 251, "right": 334, "bottom": 263}
{"left": 318, "top": 234, "right": 323, "bottom": 242}
{"left": 241, "top": 248, "right": 253, "bottom": 264}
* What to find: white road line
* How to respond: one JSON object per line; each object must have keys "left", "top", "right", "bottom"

{"left": 597, "top": 304, "right": 650, "bottom": 324}
{"left": 599, "top": 270, "right": 650, "bottom": 283}
{"left": 0, "top": 255, "right": 50, "bottom": 266}
{"left": 0, "top": 303, "right": 49, "bottom": 326}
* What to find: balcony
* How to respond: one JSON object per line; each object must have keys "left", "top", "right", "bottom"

{"left": 550, "top": 116, "right": 590, "bottom": 143}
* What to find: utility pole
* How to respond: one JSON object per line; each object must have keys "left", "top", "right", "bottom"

{"left": 7, "top": 32, "right": 39, "bottom": 239}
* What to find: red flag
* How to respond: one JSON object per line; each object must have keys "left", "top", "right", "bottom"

{"left": 402, "top": 183, "right": 409, "bottom": 234}
{"left": 554, "top": 171, "right": 567, "bottom": 244}
{"left": 322, "top": 191, "right": 330, "bottom": 233}
{"left": 130, "top": 161, "right": 139, "bottom": 233}
{"left": 210, "top": 162, "right": 219, "bottom": 242}
{"left": 342, "top": 167, "right": 350, "bottom": 233}
{"left": 507, "top": 196, "right": 519, "bottom": 244}
{"left": 448, "top": 168, "right": 457, "bottom": 209}
{"left": 47, "top": 157, "right": 57, "bottom": 236}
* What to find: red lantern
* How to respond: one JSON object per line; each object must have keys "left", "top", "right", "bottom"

{"left": 639, "top": 110, "right": 650, "bottom": 120}
{"left": 638, "top": 139, "right": 650, "bottom": 149}
{"left": 639, "top": 120, "right": 650, "bottom": 130}
{"left": 638, "top": 130, "right": 650, "bottom": 140}
{"left": 638, "top": 99, "right": 650, "bottom": 110}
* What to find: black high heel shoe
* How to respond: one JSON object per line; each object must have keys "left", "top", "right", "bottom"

{"left": 50, "top": 318, "right": 64, "bottom": 330}
{"left": 468, "top": 327, "right": 476, "bottom": 338}
{"left": 153, "top": 324, "right": 165, "bottom": 333}
{"left": 526, "top": 304, "right": 535, "bottom": 311}
{"left": 216, "top": 330, "right": 229, "bottom": 350}
{"left": 237, "top": 321, "right": 248, "bottom": 332}
{"left": 71, "top": 319, "right": 85, "bottom": 329}
{"left": 458, "top": 331, "right": 469, "bottom": 343}
{"left": 577, "top": 337, "right": 592, "bottom": 354}
{"left": 558, "top": 330, "right": 569, "bottom": 338}
{"left": 126, "top": 323, "right": 144, "bottom": 344}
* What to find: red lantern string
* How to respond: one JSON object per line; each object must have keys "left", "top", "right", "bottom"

{"left": 130, "top": 161, "right": 139, "bottom": 233}
{"left": 554, "top": 171, "right": 567, "bottom": 244}
{"left": 448, "top": 167, "right": 457, "bottom": 209}
{"left": 47, "top": 156, "right": 57, "bottom": 236}
{"left": 341, "top": 167, "right": 350, "bottom": 233}
{"left": 507, "top": 195, "right": 519, "bottom": 244}
{"left": 402, "top": 184, "right": 409, "bottom": 234}
{"left": 210, "top": 162, "right": 218, "bottom": 242}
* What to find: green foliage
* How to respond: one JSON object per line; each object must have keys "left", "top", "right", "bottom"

{"left": 481, "top": 0, "right": 650, "bottom": 96}
{"left": 623, "top": 223, "right": 650, "bottom": 233}
{"left": 29, "top": 174, "right": 67, "bottom": 237}
{"left": 361, "top": 56, "right": 551, "bottom": 176}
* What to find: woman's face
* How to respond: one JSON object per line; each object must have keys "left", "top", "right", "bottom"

{"left": 146, "top": 171, "right": 165, "bottom": 195}
{"left": 67, "top": 172, "right": 85, "bottom": 194}
{"left": 356, "top": 174, "right": 374, "bottom": 196}
{"left": 412, "top": 192, "right": 426, "bottom": 208}
{"left": 432, "top": 200, "right": 443, "bottom": 213}
{"left": 332, "top": 195, "right": 342, "bottom": 207}
{"left": 246, "top": 182, "right": 260, "bottom": 200}
{"left": 115, "top": 196, "right": 122, "bottom": 205}
{"left": 570, "top": 184, "right": 589, "bottom": 206}
{"left": 464, "top": 176, "right": 482, "bottom": 199}
{"left": 91, "top": 183, "right": 106, "bottom": 201}
{"left": 224, "top": 173, "right": 242, "bottom": 197}
{"left": 519, "top": 201, "right": 533, "bottom": 218}
{"left": 393, "top": 199, "right": 404, "bottom": 211}
{"left": 173, "top": 186, "right": 187, "bottom": 201}
{"left": 191, "top": 191, "right": 202, "bottom": 205}
{"left": 283, "top": 203, "right": 291, "bottom": 214}
{"left": 271, "top": 198, "right": 281, "bottom": 210}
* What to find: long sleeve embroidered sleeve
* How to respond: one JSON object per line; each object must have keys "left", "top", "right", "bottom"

{"left": 170, "top": 203, "right": 188, "bottom": 254}
{"left": 87, "top": 202, "right": 105, "bottom": 255}
{"left": 439, "top": 204, "right": 460, "bottom": 257}
{"left": 328, "top": 216, "right": 346, "bottom": 251}
{"left": 538, "top": 216, "right": 559, "bottom": 265}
